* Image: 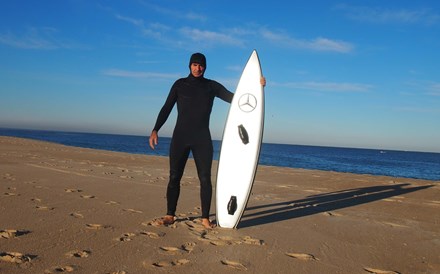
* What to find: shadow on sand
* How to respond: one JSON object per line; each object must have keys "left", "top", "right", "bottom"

{"left": 239, "top": 183, "right": 433, "bottom": 228}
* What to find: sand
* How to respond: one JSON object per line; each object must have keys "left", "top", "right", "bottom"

{"left": 1, "top": 136, "right": 439, "bottom": 274}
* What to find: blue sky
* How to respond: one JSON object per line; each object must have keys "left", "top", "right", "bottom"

{"left": 1, "top": 0, "right": 439, "bottom": 153}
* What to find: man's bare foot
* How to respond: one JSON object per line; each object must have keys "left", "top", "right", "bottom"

{"left": 156, "top": 215, "right": 175, "bottom": 226}
{"left": 201, "top": 218, "right": 216, "bottom": 229}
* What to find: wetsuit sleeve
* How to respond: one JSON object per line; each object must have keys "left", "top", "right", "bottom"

{"left": 212, "top": 81, "right": 233, "bottom": 103}
{"left": 152, "top": 82, "right": 178, "bottom": 132}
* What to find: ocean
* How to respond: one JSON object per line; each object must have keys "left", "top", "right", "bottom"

{"left": 1, "top": 128, "right": 439, "bottom": 181}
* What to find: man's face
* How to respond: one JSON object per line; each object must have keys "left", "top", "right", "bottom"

{"left": 190, "top": 63, "right": 205, "bottom": 77}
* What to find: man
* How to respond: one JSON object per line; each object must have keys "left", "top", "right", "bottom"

{"left": 149, "top": 52, "right": 265, "bottom": 228}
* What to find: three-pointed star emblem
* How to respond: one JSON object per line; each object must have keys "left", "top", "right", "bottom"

{"left": 238, "top": 93, "right": 257, "bottom": 112}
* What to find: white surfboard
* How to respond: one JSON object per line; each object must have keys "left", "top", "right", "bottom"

{"left": 216, "top": 50, "right": 264, "bottom": 228}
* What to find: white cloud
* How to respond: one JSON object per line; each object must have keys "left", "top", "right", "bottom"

{"left": 179, "top": 27, "right": 245, "bottom": 47}
{"left": 184, "top": 11, "right": 207, "bottom": 22}
{"left": 115, "top": 9, "right": 354, "bottom": 53}
{"left": 309, "top": 37, "right": 354, "bottom": 53}
{"left": 139, "top": 1, "right": 206, "bottom": 22}
{"left": 0, "top": 27, "right": 86, "bottom": 50}
{"left": 0, "top": 27, "right": 58, "bottom": 49}
{"left": 102, "top": 69, "right": 180, "bottom": 79}
{"left": 116, "top": 14, "right": 171, "bottom": 41}
{"left": 335, "top": 4, "right": 440, "bottom": 25}
{"left": 115, "top": 14, "right": 144, "bottom": 27}
{"left": 275, "top": 81, "right": 372, "bottom": 93}
{"left": 260, "top": 29, "right": 353, "bottom": 53}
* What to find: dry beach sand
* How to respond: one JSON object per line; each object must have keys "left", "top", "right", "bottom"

{"left": 1, "top": 136, "right": 439, "bottom": 273}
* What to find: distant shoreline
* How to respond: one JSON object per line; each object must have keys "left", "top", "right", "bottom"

{"left": 1, "top": 128, "right": 440, "bottom": 181}
{"left": 1, "top": 126, "right": 439, "bottom": 154}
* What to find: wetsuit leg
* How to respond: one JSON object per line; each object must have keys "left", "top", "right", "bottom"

{"left": 191, "top": 140, "right": 214, "bottom": 219}
{"left": 167, "top": 138, "right": 190, "bottom": 216}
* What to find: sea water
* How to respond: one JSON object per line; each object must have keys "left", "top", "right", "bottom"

{"left": 1, "top": 128, "right": 439, "bottom": 181}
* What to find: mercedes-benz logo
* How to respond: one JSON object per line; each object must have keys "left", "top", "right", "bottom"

{"left": 238, "top": 93, "right": 257, "bottom": 112}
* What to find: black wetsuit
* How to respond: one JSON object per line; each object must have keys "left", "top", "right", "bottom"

{"left": 153, "top": 74, "right": 233, "bottom": 218}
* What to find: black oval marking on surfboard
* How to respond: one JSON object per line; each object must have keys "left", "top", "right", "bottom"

{"left": 227, "top": 196, "right": 237, "bottom": 215}
{"left": 238, "top": 124, "right": 249, "bottom": 144}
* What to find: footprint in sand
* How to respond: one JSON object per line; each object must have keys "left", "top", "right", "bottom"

{"left": 209, "top": 239, "right": 231, "bottom": 246}
{"left": 105, "top": 200, "right": 120, "bottom": 205}
{"left": 0, "top": 252, "right": 35, "bottom": 264}
{"left": 70, "top": 212, "right": 84, "bottom": 219}
{"left": 36, "top": 205, "right": 55, "bottom": 211}
{"left": 159, "top": 246, "right": 182, "bottom": 255}
{"left": 53, "top": 265, "right": 76, "bottom": 272}
{"left": 119, "top": 175, "right": 134, "bottom": 179}
{"left": 185, "top": 220, "right": 206, "bottom": 233}
{"left": 0, "top": 229, "right": 31, "bottom": 239}
{"left": 3, "top": 192, "right": 19, "bottom": 196}
{"left": 140, "top": 231, "right": 166, "bottom": 239}
{"left": 66, "top": 250, "right": 91, "bottom": 258}
{"left": 86, "top": 224, "right": 100, "bottom": 229}
{"left": 158, "top": 242, "right": 196, "bottom": 254}
{"left": 363, "top": 267, "right": 401, "bottom": 274}
{"left": 170, "top": 259, "right": 190, "bottom": 266}
{"left": 117, "top": 233, "right": 136, "bottom": 242}
{"left": 197, "top": 230, "right": 264, "bottom": 247}
{"left": 216, "top": 235, "right": 263, "bottom": 247}
{"left": 181, "top": 242, "right": 196, "bottom": 253}
{"left": 241, "top": 236, "right": 265, "bottom": 246}
{"left": 221, "top": 259, "right": 247, "bottom": 271}
{"left": 151, "top": 259, "right": 190, "bottom": 268}
{"left": 86, "top": 224, "right": 110, "bottom": 230}
{"left": 65, "top": 188, "right": 83, "bottom": 193}
{"left": 145, "top": 218, "right": 178, "bottom": 229}
{"left": 31, "top": 197, "right": 42, "bottom": 203}
{"left": 80, "top": 195, "right": 96, "bottom": 199}
{"left": 2, "top": 173, "right": 16, "bottom": 181}
{"left": 286, "top": 252, "right": 318, "bottom": 261}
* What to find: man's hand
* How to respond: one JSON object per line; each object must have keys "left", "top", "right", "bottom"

{"left": 260, "top": 77, "right": 266, "bottom": 87}
{"left": 149, "top": 130, "right": 158, "bottom": 150}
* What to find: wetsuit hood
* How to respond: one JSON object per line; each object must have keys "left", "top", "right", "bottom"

{"left": 189, "top": 53, "right": 206, "bottom": 69}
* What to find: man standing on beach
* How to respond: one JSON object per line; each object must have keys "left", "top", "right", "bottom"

{"left": 149, "top": 52, "right": 265, "bottom": 228}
